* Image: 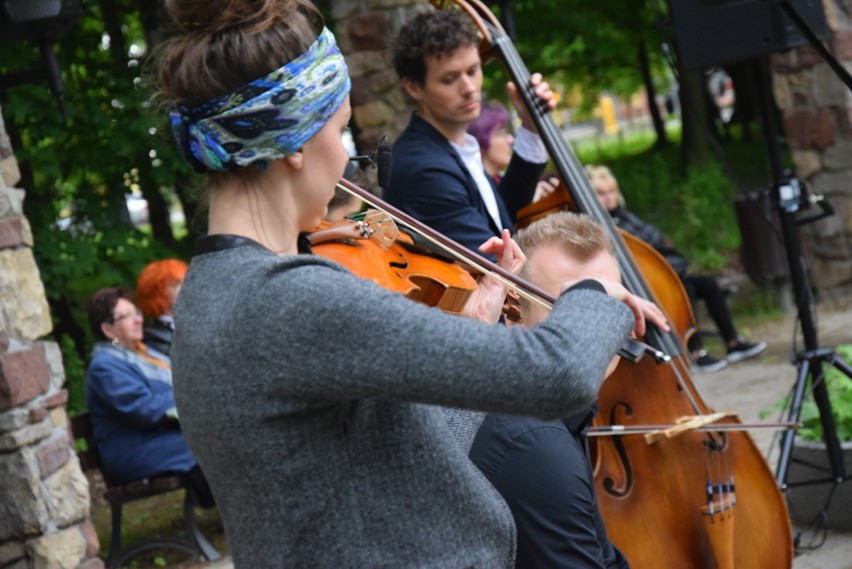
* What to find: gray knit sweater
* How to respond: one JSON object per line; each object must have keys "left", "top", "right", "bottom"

{"left": 171, "top": 242, "right": 633, "bottom": 568}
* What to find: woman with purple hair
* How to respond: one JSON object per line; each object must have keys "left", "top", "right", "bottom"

{"left": 467, "top": 102, "right": 514, "bottom": 182}
{"left": 468, "top": 101, "right": 557, "bottom": 202}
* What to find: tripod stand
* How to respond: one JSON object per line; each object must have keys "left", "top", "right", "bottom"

{"left": 747, "top": 22, "right": 852, "bottom": 493}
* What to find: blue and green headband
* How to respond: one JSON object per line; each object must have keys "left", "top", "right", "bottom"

{"left": 169, "top": 27, "right": 351, "bottom": 173}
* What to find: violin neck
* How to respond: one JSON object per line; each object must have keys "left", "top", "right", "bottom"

{"left": 336, "top": 179, "right": 557, "bottom": 308}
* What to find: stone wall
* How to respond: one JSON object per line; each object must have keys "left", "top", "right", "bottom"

{"left": 331, "top": 0, "right": 426, "bottom": 188}
{"left": 0, "top": 107, "right": 101, "bottom": 568}
{"left": 771, "top": 0, "right": 852, "bottom": 302}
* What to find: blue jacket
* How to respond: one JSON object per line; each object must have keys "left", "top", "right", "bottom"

{"left": 85, "top": 343, "right": 197, "bottom": 484}
{"left": 385, "top": 112, "right": 544, "bottom": 255}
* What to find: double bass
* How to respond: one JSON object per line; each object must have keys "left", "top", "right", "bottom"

{"left": 426, "top": 1, "right": 793, "bottom": 567}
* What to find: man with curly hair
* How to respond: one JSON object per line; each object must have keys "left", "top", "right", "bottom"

{"left": 386, "top": 9, "right": 555, "bottom": 255}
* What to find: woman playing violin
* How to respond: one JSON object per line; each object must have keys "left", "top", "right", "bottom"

{"left": 156, "top": 1, "right": 664, "bottom": 567}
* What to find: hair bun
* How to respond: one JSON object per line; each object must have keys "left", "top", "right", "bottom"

{"left": 156, "top": 0, "right": 323, "bottom": 111}
{"left": 165, "top": 0, "right": 278, "bottom": 34}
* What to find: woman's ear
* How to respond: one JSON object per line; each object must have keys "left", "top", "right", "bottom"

{"left": 285, "top": 150, "right": 304, "bottom": 170}
{"left": 100, "top": 322, "right": 113, "bottom": 342}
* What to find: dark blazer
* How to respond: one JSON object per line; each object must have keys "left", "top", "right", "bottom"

{"left": 470, "top": 408, "right": 631, "bottom": 569}
{"left": 143, "top": 317, "right": 175, "bottom": 357}
{"left": 385, "top": 113, "right": 545, "bottom": 255}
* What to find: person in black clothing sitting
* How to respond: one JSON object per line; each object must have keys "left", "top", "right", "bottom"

{"left": 136, "top": 259, "right": 187, "bottom": 357}
{"left": 469, "top": 212, "right": 640, "bottom": 569}
{"left": 586, "top": 165, "right": 765, "bottom": 372}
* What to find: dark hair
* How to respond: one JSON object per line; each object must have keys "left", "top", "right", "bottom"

{"left": 467, "top": 102, "right": 509, "bottom": 152}
{"left": 393, "top": 10, "right": 479, "bottom": 86}
{"left": 87, "top": 287, "right": 131, "bottom": 340}
{"left": 156, "top": 0, "right": 324, "bottom": 107}
{"left": 153, "top": 0, "right": 325, "bottom": 189}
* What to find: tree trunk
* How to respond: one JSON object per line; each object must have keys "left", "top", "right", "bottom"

{"left": 97, "top": 0, "right": 128, "bottom": 73}
{"left": 139, "top": 162, "right": 176, "bottom": 246}
{"left": 638, "top": 39, "right": 669, "bottom": 148}
{"left": 99, "top": 0, "right": 176, "bottom": 244}
{"left": 678, "top": 68, "right": 713, "bottom": 168}
{"left": 48, "top": 296, "right": 88, "bottom": 362}
{"left": 174, "top": 173, "right": 202, "bottom": 238}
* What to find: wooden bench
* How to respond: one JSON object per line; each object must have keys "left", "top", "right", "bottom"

{"left": 71, "top": 412, "right": 222, "bottom": 568}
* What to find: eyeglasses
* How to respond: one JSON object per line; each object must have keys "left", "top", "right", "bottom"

{"left": 109, "top": 308, "right": 143, "bottom": 324}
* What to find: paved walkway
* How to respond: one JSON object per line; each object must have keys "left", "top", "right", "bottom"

{"left": 197, "top": 304, "right": 852, "bottom": 569}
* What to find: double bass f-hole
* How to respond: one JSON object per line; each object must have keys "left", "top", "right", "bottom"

{"left": 600, "top": 401, "right": 634, "bottom": 499}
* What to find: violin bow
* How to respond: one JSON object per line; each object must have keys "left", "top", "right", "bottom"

{"left": 589, "top": 419, "right": 802, "bottom": 444}
{"left": 336, "top": 178, "right": 669, "bottom": 364}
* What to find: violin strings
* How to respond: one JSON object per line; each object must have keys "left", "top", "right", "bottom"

{"left": 335, "top": 182, "right": 553, "bottom": 311}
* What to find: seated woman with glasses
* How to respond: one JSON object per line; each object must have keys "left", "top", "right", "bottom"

{"left": 84, "top": 287, "right": 214, "bottom": 506}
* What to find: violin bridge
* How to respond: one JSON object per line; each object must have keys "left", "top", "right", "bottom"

{"left": 362, "top": 209, "right": 399, "bottom": 250}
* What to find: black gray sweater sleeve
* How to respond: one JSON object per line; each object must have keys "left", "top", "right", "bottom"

{"left": 177, "top": 250, "right": 634, "bottom": 421}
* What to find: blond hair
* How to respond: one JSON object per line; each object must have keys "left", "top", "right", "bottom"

{"left": 585, "top": 164, "right": 626, "bottom": 208}
{"left": 515, "top": 212, "right": 616, "bottom": 279}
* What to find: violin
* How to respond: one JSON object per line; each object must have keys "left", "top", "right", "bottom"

{"left": 429, "top": 0, "right": 794, "bottom": 567}
{"left": 308, "top": 210, "right": 478, "bottom": 314}
{"left": 313, "top": 181, "right": 666, "bottom": 364}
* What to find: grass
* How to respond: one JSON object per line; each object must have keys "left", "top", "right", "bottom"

{"left": 88, "top": 484, "right": 228, "bottom": 569}
{"left": 572, "top": 121, "right": 683, "bottom": 164}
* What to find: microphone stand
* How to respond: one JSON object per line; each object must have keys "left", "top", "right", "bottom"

{"left": 749, "top": 12, "right": 852, "bottom": 524}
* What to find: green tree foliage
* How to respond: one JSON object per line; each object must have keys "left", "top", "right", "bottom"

{"left": 586, "top": 145, "right": 740, "bottom": 271}
{"left": 0, "top": 1, "right": 189, "bottom": 411}
{"left": 796, "top": 345, "right": 852, "bottom": 442}
{"left": 484, "top": 0, "right": 671, "bottom": 114}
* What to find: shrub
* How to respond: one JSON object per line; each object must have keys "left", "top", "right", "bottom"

{"left": 596, "top": 156, "right": 740, "bottom": 272}
{"left": 797, "top": 344, "right": 852, "bottom": 442}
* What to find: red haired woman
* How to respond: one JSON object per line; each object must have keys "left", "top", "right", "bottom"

{"left": 136, "top": 259, "right": 188, "bottom": 356}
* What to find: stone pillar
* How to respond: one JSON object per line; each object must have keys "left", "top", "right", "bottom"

{"left": 0, "top": 107, "right": 101, "bottom": 568}
{"left": 771, "top": 0, "right": 852, "bottom": 302}
{"left": 331, "top": 0, "right": 428, "bottom": 189}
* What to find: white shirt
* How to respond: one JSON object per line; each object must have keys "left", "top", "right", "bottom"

{"left": 453, "top": 135, "right": 504, "bottom": 231}
{"left": 451, "top": 127, "right": 548, "bottom": 232}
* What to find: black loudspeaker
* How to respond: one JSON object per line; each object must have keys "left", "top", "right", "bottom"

{"left": 0, "top": 0, "right": 83, "bottom": 42}
{"left": 734, "top": 192, "right": 789, "bottom": 286}
{"left": 670, "top": 0, "right": 829, "bottom": 70}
